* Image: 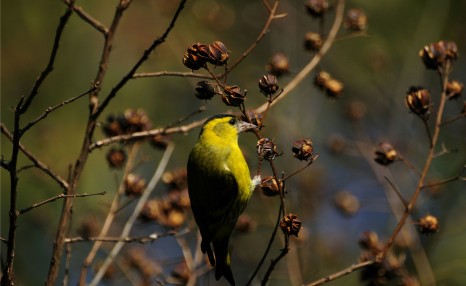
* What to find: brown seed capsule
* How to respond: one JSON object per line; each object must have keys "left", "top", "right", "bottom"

{"left": 162, "top": 168, "right": 188, "bottom": 190}
{"left": 358, "top": 231, "right": 380, "bottom": 251}
{"left": 344, "top": 8, "right": 368, "bottom": 31}
{"left": 304, "top": 32, "right": 323, "bottom": 52}
{"left": 267, "top": 52, "right": 290, "bottom": 77}
{"left": 125, "top": 173, "right": 146, "bottom": 197}
{"left": 280, "top": 213, "right": 302, "bottom": 237}
{"left": 417, "top": 214, "right": 439, "bottom": 234}
{"left": 195, "top": 81, "right": 221, "bottom": 100}
{"left": 102, "top": 114, "right": 126, "bottom": 137}
{"left": 165, "top": 209, "right": 186, "bottom": 228}
{"left": 257, "top": 138, "right": 279, "bottom": 161}
{"left": 106, "top": 148, "right": 127, "bottom": 169}
{"left": 139, "top": 199, "right": 163, "bottom": 221}
{"left": 183, "top": 43, "right": 209, "bottom": 70}
{"left": 324, "top": 78, "right": 344, "bottom": 98}
{"left": 304, "top": 0, "right": 330, "bottom": 18}
{"left": 207, "top": 41, "right": 229, "bottom": 66}
{"left": 242, "top": 111, "right": 264, "bottom": 129}
{"left": 446, "top": 80, "right": 463, "bottom": 100}
{"left": 124, "top": 108, "right": 151, "bottom": 133}
{"left": 374, "top": 142, "right": 398, "bottom": 166}
{"left": 222, "top": 85, "right": 246, "bottom": 107}
{"left": 314, "top": 71, "right": 332, "bottom": 89}
{"left": 260, "top": 176, "right": 281, "bottom": 197}
{"left": 419, "top": 41, "right": 458, "bottom": 70}
{"left": 291, "top": 138, "right": 315, "bottom": 161}
{"left": 334, "top": 191, "right": 360, "bottom": 216}
{"left": 405, "top": 86, "right": 431, "bottom": 119}
{"left": 258, "top": 74, "right": 279, "bottom": 96}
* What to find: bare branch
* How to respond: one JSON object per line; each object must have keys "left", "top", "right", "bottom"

{"left": 19, "top": 6, "right": 73, "bottom": 114}
{"left": 65, "top": 229, "right": 186, "bottom": 244}
{"left": 18, "top": 192, "right": 106, "bottom": 215}
{"left": 1, "top": 123, "right": 69, "bottom": 190}
{"left": 305, "top": 260, "right": 375, "bottom": 286}
{"left": 132, "top": 71, "right": 211, "bottom": 79}
{"left": 61, "top": 0, "right": 109, "bottom": 34}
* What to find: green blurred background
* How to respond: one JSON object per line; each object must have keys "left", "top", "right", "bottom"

{"left": 1, "top": 0, "right": 465, "bottom": 285}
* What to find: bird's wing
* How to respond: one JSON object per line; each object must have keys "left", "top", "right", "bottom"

{"left": 187, "top": 154, "right": 239, "bottom": 242}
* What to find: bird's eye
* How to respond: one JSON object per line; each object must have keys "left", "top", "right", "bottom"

{"left": 229, "top": 118, "right": 236, "bottom": 125}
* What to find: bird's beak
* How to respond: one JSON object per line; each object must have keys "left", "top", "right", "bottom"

{"left": 237, "top": 121, "right": 257, "bottom": 133}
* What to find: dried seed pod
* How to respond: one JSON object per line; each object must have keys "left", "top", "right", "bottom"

{"left": 125, "top": 173, "right": 146, "bottom": 197}
{"left": 195, "top": 81, "right": 221, "bottom": 100}
{"left": 124, "top": 108, "right": 151, "bottom": 133}
{"left": 266, "top": 52, "right": 290, "bottom": 77}
{"left": 358, "top": 231, "right": 380, "bottom": 251}
{"left": 334, "top": 191, "right": 360, "bottom": 216}
{"left": 139, "top": 199, "right": 163, "bottom": 221}
{"left": 419, "top": 41, "right": 458, "bottom": 70}
{"left": 446, "top": 80, "right": 463, "bottom": 100}
{"left": 162, "top": 168, "right": 188, "bottom": 190}
{"left": 304, "top": 32, "right": 323, "bottom": 52}
{"left": 280, "top": 213, "right": 302, "bottom": 237}
{"left": 260, "top": 176, "right": 281, "bottom": 196}
{"left": 222, "top": 85, "right": 246, "bottom": 107}
{"left": 149, "top": 134, "right": 171, "bottom": 149}
{"left": 405, "top": 86, "right": 431, "bottom": 119}
{"left": 257, "top": 138, "right": 279, "bottom": 161}
{"left": 106, "top": 148, "right": 127, "bottom": 169}
{"left": 417, "top": 214, "right": 439, "bottom": 234}
{"left": 374, "top": 142, "right": 398, "bottom": 166}
{"left": 291, "top": 138, "right": 315, "bottom": 161}
{"left": 102, "top": 114, "right": 126, "bottom": 137}
{"left": 183, "top": 43, "right": 208, "bottom": 70}
{"left": 314, "top": 71, "right": 332, "bottom": 89}
{"left": 207, "top": 41, "right": 229, "bottom": 66}
{"left": 242, "top": 110, "right": 263, "bottom": 129}
{"left": 344, "top": 8, "right": 368, "bottom": 31}
{"left": 258, "top": 74, "right": 279, "bottom": 96}
{"left": 165, "top": 209, "right": 186, "bottom": 228}
{"left": 324, "top": 78, "right": 344, "bottom": 98}
{"left": 304, "top": 0, "right": 330, "bottom": 18}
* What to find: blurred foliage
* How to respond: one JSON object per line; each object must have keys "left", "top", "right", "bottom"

{"left": 1, "top": 0, "right": 466, "bottom": 285}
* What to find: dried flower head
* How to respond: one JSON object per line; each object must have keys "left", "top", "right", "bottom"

{"left": 149, "top": 134, "right": 171, "bottom": 149}
{"left": 195, "top": 81, "right": 221, "bottom": 100}
{"left": 419, "top": 40, "right": 458, "bottom": 70}
{"left": 267, "top": 52, "right": 290, "bottom": 77}
{"left": 124, "top": 109, "right": 151, "bottom": 133}
{"left": 106, "top": 148, "right": 127, "bottom": 169}
{"left": 344, "top": 8, "right": 368, "bottom": 31}
{"left": 207, "top": 41, "right": 229, "bottom": 66}
{"left": 242, "top": 111, "right": 263, "bottom": 129}
{"left": 334, "top": 191, "right": 360, "bottom": 216}
{"left": 291, "top": 138, "right": 315, "bottom": 161}
{"left": 125, "top": 173, "right": 146, "bottom": 197}
{"left": 405, "top": 86, "right": 431, "bottom": 119}
{"left": 417, "top": 214, "right": 439, "bottom": 234}
{"left": 260, "top": 176, "right": 281, "bottom": 197}
{"left": 446, "top": 80, "right": 463, "bottom": 100}
{"left": 374, "top": 142, "right": 398, "bottom": 166}
{"left": 304, "top": 0, "right": 330, "bottom": 18}
{"left": 304, "top": 32, "right": 323, "bottom": 52}
{"left": 222, "top": 85, "right": 246, "bottom": 107}
{"left": 258, "top": 74, "right": 279, "bottom": 96}
{"left": 257, "top": 138, "right": 279, "bottom": 161}
{"left": 280, "top": 213, "right": 302, "bottom": 237}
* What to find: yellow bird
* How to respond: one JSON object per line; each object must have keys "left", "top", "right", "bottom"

{"left": 187, "top": 114, "right": 259, "bottom": 285}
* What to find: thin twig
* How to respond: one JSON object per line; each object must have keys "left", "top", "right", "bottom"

{"left": 18, "top": 192, "right": 106, "bottom": 215}
{"left": 255, "top": 0, "right": 345, "bottom": 114}
{"left": 61, "top": 0, "right": 109, "bottom": 34}
{"left": 1, "top": 123, "right": 69, "bottom": 190}
{"left": 305, "top": 260, "right": 375, "bottom": 286}
{"left": 89, "top": 118, "right": 204, "bottom": 150}
{"left": 132, "top": 71, "right": 212, "bottom": 79}
{"left": 383, "top": 177, "right": 408, "bottom": 208}
{"left": 261, "top": 235, "right": 289, "bottom": 286}
{"left": 89, "top": 144, "right": 175, "bottom": 286}
{"left": 95, "top": 0, "right": 188, "bottom": 117}
{"left": 66, "top": 229, "right": 184, "bottom": 243}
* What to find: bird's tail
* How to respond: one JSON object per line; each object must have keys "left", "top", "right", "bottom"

{"left": 213, "top": 236, "right": 235, "bottom": 286}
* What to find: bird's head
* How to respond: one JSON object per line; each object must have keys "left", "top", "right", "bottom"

{"left": 199, "top": 114, "right": 256, "bottom": 142}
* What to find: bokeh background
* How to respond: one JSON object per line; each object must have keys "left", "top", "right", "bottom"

{"left": 2, "top": 0, "right": 465, "bottom": 285}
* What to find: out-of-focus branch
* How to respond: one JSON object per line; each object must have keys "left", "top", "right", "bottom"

{"left": 132, "top": 71, "right": 212, "bottom": 79}
{"left": 255, "top": 0, "right": 346, "bottom": 114}
{"left": 305, "top": 260, "right": 375, "bottom": 286}
{"left": 65, "top": 229, "right": 184, "bottom": 243}
{"left": 89, "top": 144, "right": 175, "bottom": 286}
